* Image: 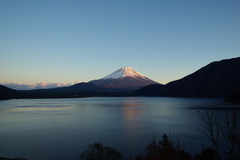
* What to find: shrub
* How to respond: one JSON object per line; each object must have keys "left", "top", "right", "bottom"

{"left": 80, "top": 142, "right": 121, "bottom": 160}
{"left": 194, "top": 148, "right": 220, "bottom": 160}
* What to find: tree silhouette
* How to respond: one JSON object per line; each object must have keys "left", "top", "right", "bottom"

{"left": 198, "top": 108, "right": 240, "bottom": 160}
{"left": 143, "top": 133, "right": 190, "bottom": 160}
{"left": 145, "top": 133, "right": 161, "bottom": 159}
{"left": 159, "top": 134, "right": 176, "bottom": 160}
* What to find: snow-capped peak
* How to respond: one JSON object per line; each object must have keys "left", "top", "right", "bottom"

{"left": 102, "top": 67, "right": 147, "bottom": 79}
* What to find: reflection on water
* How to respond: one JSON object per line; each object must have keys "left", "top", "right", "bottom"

{"left": 0, "top": 97, "right": 223, "bottom": 160}
{"left": 122, "top": 99, "right": 145, "bottom": 149}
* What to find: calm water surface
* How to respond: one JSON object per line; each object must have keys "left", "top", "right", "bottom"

{"left": 0, "top": 97, "right": 223, "bottom": 160}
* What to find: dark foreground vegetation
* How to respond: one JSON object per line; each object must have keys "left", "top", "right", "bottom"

{"left": 79, "top": 135, "right": 219, "bottom": 160}
{"left": 1, "top": 107, "right": 239, "bottom": 160}
{"left": 0, "top": 158, "right": 26, "bottom": 160}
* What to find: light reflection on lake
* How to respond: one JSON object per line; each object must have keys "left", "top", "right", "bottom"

{"left": 0, "top": 97, "right": 223, "bottom": 160}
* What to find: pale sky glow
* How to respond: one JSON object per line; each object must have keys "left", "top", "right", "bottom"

{"left": 0, "top": 0, "right": 240, "bottom": 90}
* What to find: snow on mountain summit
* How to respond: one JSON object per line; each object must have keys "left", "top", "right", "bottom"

{"left": 102, "top": 67, "right": 146, "bottom": 79}
{"left": 89, "top": 67, "right": 159, "bottom": 89}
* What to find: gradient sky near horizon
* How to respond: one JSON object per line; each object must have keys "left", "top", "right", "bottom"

{"left": 1, "top": 0, "right": 240, "bottom": 89}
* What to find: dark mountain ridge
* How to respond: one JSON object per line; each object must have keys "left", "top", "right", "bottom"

{"left": 0, "top": 85, "right": 19, "bottom": 99}
{"left": 136, "top": 57, "right": 240, "bottom": 98}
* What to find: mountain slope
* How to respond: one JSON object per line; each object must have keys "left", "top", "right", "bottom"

{"left": 225, "top": 91, "right": 240, "bottom": 103}
{"left": 137, "top": 57, "right": 240, "bottom": 97}
{"left": 0, "top": 85, "right": 19, "bottom": 99}
{"left": 90, "top": 67, "right": 158, "bottom": 89}
{"left": 135, "top": 84, "right": 165, "bottom": 96}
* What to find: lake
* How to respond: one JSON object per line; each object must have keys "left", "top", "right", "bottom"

{"left": 0, "top": 97, "right": 223, "bottom": 160}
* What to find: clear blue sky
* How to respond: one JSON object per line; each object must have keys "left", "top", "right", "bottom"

{"left": 0, "top": 0, "right": 240, "bottom": 89}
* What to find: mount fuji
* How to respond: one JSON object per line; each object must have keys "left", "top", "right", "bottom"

{"left": 15, "top": 67, "right": 159, "bottom": 98}
{"left": 89, "top": 67, "right": 159, "bottom": 89}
